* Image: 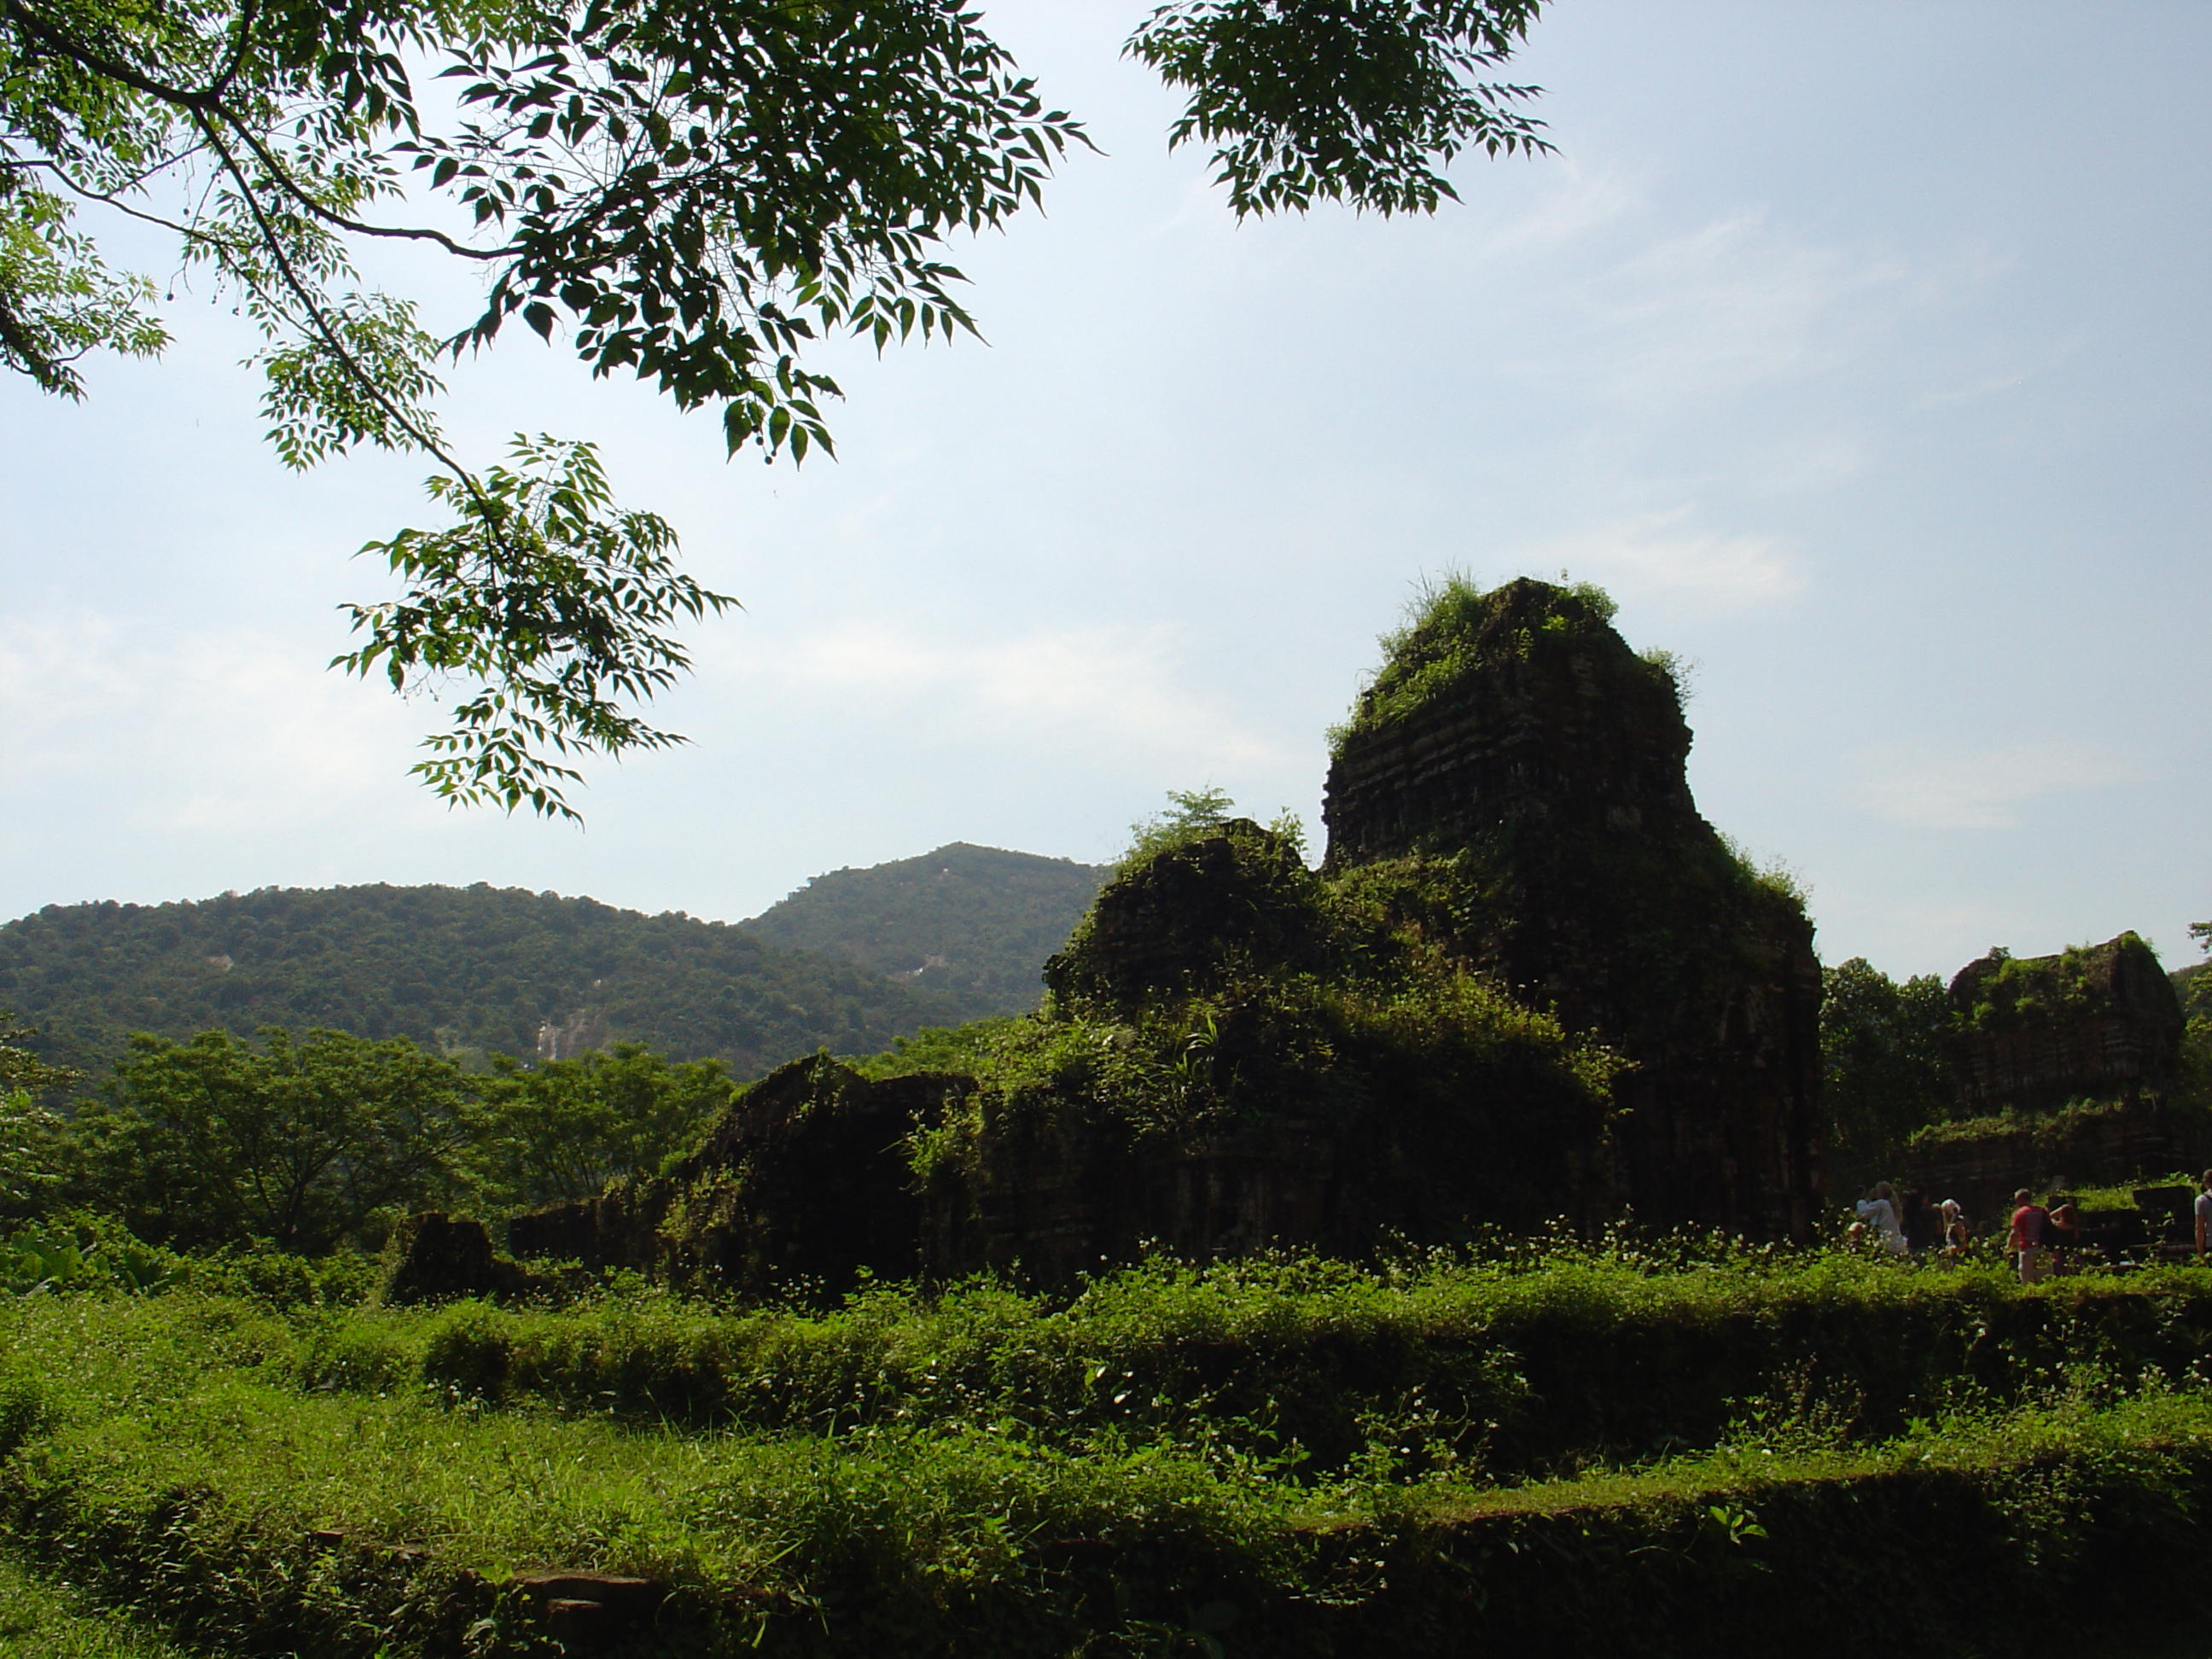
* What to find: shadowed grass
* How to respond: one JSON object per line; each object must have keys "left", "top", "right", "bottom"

{"left": 0, "top": 1555, "right": 190, "bottom": 1657}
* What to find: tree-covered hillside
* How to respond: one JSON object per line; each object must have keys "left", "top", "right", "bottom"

{"left": 740, "top": 843, "right": 1105, "bottom": 1021}
{"left": 0, "top": 885, "right": 963, "bottom": 1082}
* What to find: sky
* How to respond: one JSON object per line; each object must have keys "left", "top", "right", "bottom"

{"left": 3, "top": 1, "right": 2207, "bottom": 984}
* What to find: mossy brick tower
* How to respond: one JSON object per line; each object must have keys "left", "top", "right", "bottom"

{"left": 504, "top": 577, "right": 1826, "bottom": 1299}
{"left": 1323, "top": 578, "right": 1825, "bottom": 1238}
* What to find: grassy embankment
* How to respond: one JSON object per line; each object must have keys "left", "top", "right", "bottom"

{"left": 10, "top": 1240, "right": 2212, "bottom": 1656}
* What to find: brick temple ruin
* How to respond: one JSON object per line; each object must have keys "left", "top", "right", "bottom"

{"left": 497, "top": 579, "right": 1830, "bottom": 1295}
{"left": 1901, "top": 934, "right": 2189, "bottom": 1220}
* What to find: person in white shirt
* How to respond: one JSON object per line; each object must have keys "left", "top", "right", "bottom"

{"left": 1854, "top": 1184, "right": 1906, "bottom": 1256}
{"left": 2194, "top": 1171, "right": 2212, "bottom": 1259}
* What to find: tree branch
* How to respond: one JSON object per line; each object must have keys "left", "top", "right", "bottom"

{"left": 0, "top": 0, "right": 225, "bottom": 110}
{"left": 195, "top": 115, "right": 491, "bottom": 511}
{"left": 221, "top": 116, "right": 511, "bottom": 260}
{"left": 32, "top": 159, "right": 228, "bottom": 245}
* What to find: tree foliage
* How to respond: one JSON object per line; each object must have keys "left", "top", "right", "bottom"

{"left": 1819, "top": 957, "right": 1954, "bottom": 1185}
{"left": 474, "top": 1039, "right": 731, "bottom": 1210}
{"left": 1129, "top": 0, "right": 1549, "bottom": 216}
{"left": 0, "top": 1013, "right": 83, "bottom": 1219}
{"left": 2, "top": 0, "right": 1557, "bottom": 812}
{"left": 73, "top": 1027, "right": 483, "bottom": 1251}
{"left": 335, "top": 435, "right": 734, "bottom": 817}
{"left": 2180, "top": 922, "right": 2212, "bottom": 1100}
{"left": 10, "top": 1022, "right": 752, "bottom": 1247}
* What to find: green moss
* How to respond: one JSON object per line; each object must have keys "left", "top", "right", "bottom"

{"left": 1957, "top": 934, "right": 2154, "bottom": 1033}
{"left": 1329, "top": 576, "right": 1656, "bottom": 759}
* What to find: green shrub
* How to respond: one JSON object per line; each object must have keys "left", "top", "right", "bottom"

{"left": 419, "top": 1301, "right": 515, "bottom": 1401}
{"left": 294, "top": 1313, "right": 422, "bottom": 1395}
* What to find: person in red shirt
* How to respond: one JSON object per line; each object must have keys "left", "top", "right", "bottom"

{"left": 2009, "top": 1189, "right": 2051, "bottom": 1284}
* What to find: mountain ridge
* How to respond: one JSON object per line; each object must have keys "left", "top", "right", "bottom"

{"left": 739, "top": 841, "right": 1106, "bottom": 1021}
{"left": 2, "top": 843, "right": 1108, "bottom": 1084}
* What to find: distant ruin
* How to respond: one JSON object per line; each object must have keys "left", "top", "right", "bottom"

{"left": 508, "top": 578, "right": 1830, "bottom": 1294}
{"left": 1901, "top": 933, "right": 2191, "bottom": 1220}
{"left": 1945, "top": 934, "right": 2183, "bottom": 1115}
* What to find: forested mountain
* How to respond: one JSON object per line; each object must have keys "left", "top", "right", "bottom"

{"left": 0, "top": 884, "right": 967, "bottom": 1082}
{"left": 740, "top": 843, "right": 1106, "bottom": 1021}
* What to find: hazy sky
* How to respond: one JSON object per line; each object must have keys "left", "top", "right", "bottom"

{"left": 3, "top": 1, "right": 2206, "bottom": 983}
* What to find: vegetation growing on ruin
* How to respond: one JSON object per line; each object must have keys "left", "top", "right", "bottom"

{"left": 1907, "top": 1095, "right": 2212, "bottom": 1155}
{"left": 1326, "top": 574, "right": 1651, "bottom": 757}
{"left": 856, "top": 816, "right": 1627, "bottom": 1237}
{"left": 1955, "top": 934, "right": 2157, "bottom": 1034}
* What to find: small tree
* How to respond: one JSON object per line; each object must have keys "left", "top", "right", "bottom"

{"left": 78, "top": 1027, "right": 482, "bottom": 1252}
{"left": 1819, "top": 958, "right": 1954, "bottom": 1190}
{"left": 474, "top": 1040, "right": 732, "bottom": 1210}
{"left": 0, "top": 1013, "right": 85, "bottom": 1222}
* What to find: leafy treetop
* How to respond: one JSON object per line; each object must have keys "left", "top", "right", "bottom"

{"left": 2, "top": 0, "right": 1555, "bottom": 815}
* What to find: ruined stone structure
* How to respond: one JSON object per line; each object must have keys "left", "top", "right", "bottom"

{"left": 1322, "top": 578, "right": 1825, "bottom": 1239}
{"left": 382, "top": 1212, "right": 545, "bottom": 1304}
{"left": 1899, "top": 1098, "right": 2191, "bottom": 1235}
{"left": 1944, "top": 934, "right": 2184, "bottom": 1115}
{"left": 509, "top": 1057, "right": 969, "bottom": 1297}
{"left": 1891, "top": 934, "right": 2192, "bottom": 1221}
{"left": 508, "top": 1049, "right": 1348, "bottom": 1295}
{"left": 496, "top": 579, "right": 1825, "bottom": 1293}
{"left": 509, "top": 825, "right": 1617, "bottom": 1295}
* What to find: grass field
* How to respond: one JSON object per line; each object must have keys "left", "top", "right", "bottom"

{"left": 0, "top": 1555, "right": 189, "bottom": 1658}
{"left": 9, "top": 1240, "right": 2212, "bottom": 1656}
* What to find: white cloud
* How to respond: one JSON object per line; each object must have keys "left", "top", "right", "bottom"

{"left": 768, "top": 619, "right": 1295, "bottom": 771}
{"left": 0, "top": 612, "right": 410, "bottom": 831}
{"left": 1573, "top": 209, "right": 1918, "bottom": 410}
{"left": 1471, "top": 163, "right": 1639, "bottom": 260}
{"left": 1522, "top": 506, "right": 1807, "bottom": 608}
{"left": 1851, "top": 739, "right": 2145, "bottom": 830}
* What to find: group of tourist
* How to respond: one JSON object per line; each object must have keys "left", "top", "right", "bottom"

{"left": 1852, "top": 1181, "right": 2082, "bottom": 1280}
{"left": 1850, "top": 1171, "right": 2212, "bottom": 1283}
{"left": 1848, "top": 1183, "right": 1970, "bottom": 1263}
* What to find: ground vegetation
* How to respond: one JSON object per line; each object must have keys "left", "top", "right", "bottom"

{"left": 7, "top": 1233, "right": 2212, "bottom": 1654}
